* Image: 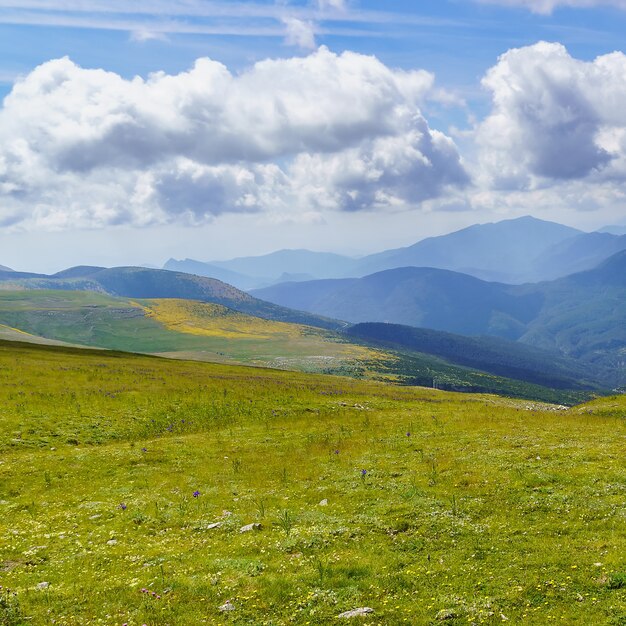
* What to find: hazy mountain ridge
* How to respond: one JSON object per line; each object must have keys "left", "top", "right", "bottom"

{"left": 167, "top": 216, "right": 615, "bottom": 288}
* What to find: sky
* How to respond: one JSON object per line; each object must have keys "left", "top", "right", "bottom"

{"left": 2, "top": 0, "right": 626, "bottom": 272}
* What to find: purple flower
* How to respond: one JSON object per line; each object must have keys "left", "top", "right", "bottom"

{"left": 361, "top": 469, "right": 367, "bottom": 476}
{"left": 406, "top": 432, "right": 411, "bottom": 437}
{"left": 119, "top": 503, "right": 127, "bottom": 511}
{"left": 193, "top": 490, "right": 201, "bottom": 498}
{"left": 141, "top": 447, "right": 147, "bottom": 453}
{"left": 334, "top": 450, "right": 340, "bottom": 455}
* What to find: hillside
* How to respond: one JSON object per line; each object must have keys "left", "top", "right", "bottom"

{"left": 253, "top": 267, "right": 542, "bottom": 338}
{"left": 0, "top": 340, "right": 623, "bottom": 625}
{"left": 254, "top": 253, "right": 626, "bottom": 386}
{"left": 0, "top": 290, "right": 371, "bottom": 375}
{"left": 345, "top": 322, "right": 604, "bottom": 390}
{"left": 0, "top": 290, "right": 591, "bottom": 403}
{"left": 0, "top": 265, "right": 342, "bottom": 330}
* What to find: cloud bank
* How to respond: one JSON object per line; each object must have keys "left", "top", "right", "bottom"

{"left": 0, "top": 48, "right": 468, "bottom": 230}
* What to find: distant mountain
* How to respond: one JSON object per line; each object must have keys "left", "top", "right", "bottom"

{"left": 0, "top": 265, "right": 13, "bottom": 272}
{"left": 255, "top": 252, "right": 626, "bottom": 385}
{"left": 345, "top": 322, "right": 603, "bottom": 390}
{"left": 208, "top": 249, "right": 358, "bottom": 280}
{"left": 165, "top": 217, "right": 595, "bottom": 288}
{"left": 53, "top": 266, "right": 107, "bottom": 279}
{"left": 527, "top": 232, "right": 626, "bottom": 281}
{"left": 353, "top": 216, "right": 581, "bottom": 283}
{"left": 164, "top": 258, "right": 264, "bottom": 291}
{"left": 0, "top": 266, "right": 342, "bottom": 331}
{"left": 598, "top": 224, "right": 626, "bottom": 236}
{"left": 253, "top": 266, "right": 542, "bottom": 338}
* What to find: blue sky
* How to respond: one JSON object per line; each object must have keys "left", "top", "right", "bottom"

{"left": 1, "top": 0, "right": 626, "bottom": 271}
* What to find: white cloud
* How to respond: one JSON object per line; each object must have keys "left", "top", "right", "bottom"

{"left": 316, "top": 0, "right": 348, "bottom": 10}
{"left": 474, "top": 42, "right": 626, "bottom": 190}
{"left": 475, "top": 0, "right": 626, "bottom": 13}
{"left": 0, "top": 48, "right": 467, "bottom": 230}
{"left": 282, "top": 17, "right": 317, "bottom": 49}
{"left": 130, "top": 29, "right": 169, "bottom": 43}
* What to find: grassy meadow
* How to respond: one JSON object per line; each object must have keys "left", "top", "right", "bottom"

{"left": 0, "top": 340, "right": 624, "bottom": 625}
{"left": 0, "top": 290, "right": 600, "bottom": 404}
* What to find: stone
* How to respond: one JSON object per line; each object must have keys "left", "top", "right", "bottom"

{"left": 206, "top": 522, "right": 222, "bottom": 530}
{"left": 435, "top": 609, "right": 457, "bottom": 621}
{"left": 36, "top": 582, "right": 49, "bottom": 590}
{"left": 338, "top": 607, "right": 374, "bottom": 618}
{"left": 319, "top": 499, "right": 328, "bottom": 506}
{"left": 106, "top": 539, "right": 118, "bottom": 546}
{"left": 240, "top": 523, "right": 262, "bottom": 533}
{"left": 219, "top": 600, "right": 235, "bottom": 612}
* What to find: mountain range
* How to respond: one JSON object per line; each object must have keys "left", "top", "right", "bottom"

{"left": 164, "top": 216, "right": 626, "bottom": 289}
{"left": 253, "top": 249, "right": 626, "bottom": 385}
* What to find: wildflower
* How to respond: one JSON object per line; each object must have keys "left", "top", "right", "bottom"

{"left": 119, "top": 503, "right": 127, "bottom": 511}
{"left": 406, "top": 432, "right": 411, "bottom": 437}
{"left": 141, "top": 447, "right": 147, "bottom": 453}
{"left": 193, "top": 490, "right": 201, "bottom": 498}
{"left": 361, "top": 469, "right": 367, "bottom": 477}
{"left": 334, "top": 450, "right": 339, "bottom": 455}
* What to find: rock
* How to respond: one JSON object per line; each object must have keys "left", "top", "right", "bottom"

{"left": 218, "top": 600, "right": 235, "bottom": 612}
{"left": 36, "top": 582, "right": 49, "bottom": 590}
{"left": 206, "top": 522, "right": 222, "bottom": 530}
{"left": 106, "top": 539, "right": 118, "bottom": 546}
{"left": 338, "top": 607, "right": 374, "bottom": 618}
{"left": 221, "top": 510, "right": 233, "bottom": 517}
{"left": 240, "top": 523, "right": 262, "bottom": 533}
{"left": 436, "top": 609, "right": 457, "bottom": 621}
{"left": 319, "top": 499, "right": 328, "bottom": 506}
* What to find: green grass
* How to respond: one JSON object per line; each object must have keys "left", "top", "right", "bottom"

{"left": 0, "top": 340, "right": 624, "bottom": 625}
{"left": 0, "top": 290, "right": 600, "bottom": 404}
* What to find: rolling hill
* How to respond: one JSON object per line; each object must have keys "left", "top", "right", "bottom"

{"left": 345, "top": 322, "right": 604, "bottom": 390}
{"left": 0, "top": 289, "right": 596, "bottom": 403}
{"left": 0, "top": 339, "right": 623, "bottom": 624}
{"left": 0, "top": 265, "right": 342, "bottom": 330}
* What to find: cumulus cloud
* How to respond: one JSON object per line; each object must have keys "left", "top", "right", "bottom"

{"left": 475, "top": 41, "right": 626, "bottom": 189}
{"left": 0, "top": 48, "right": 467, "bottom": 230}
{"left": 476, "top": 0, "right": 626, "bottom": 13}
{"left": 290, "top": 119, "right": 469, "bottom": 212}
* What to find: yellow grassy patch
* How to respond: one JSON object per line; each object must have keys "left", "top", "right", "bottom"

{"left": 141, "top": 299, "right": 305, "bottom": 339}
{"left": 139, "top": 298, "right": 388, "bottom": 367}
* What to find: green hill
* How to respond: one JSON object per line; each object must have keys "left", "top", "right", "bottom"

{"left": 0, "top": 340, "right": 623, "bottom": 625}
{"left": 0, "top": 290, "right": 593, "bottom": 404}
{"left": 0, "top": 265, "right": 342, "bottom": 330}
{"left": 345, "top": 322, "right": 605, "bottom": 390}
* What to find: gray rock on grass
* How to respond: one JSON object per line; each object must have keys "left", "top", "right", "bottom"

{"left": 240, "top": 523, "right": 262, "bottom": 533}
{"left": 338, "top": 607, "right": 374, "bottom": 618}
